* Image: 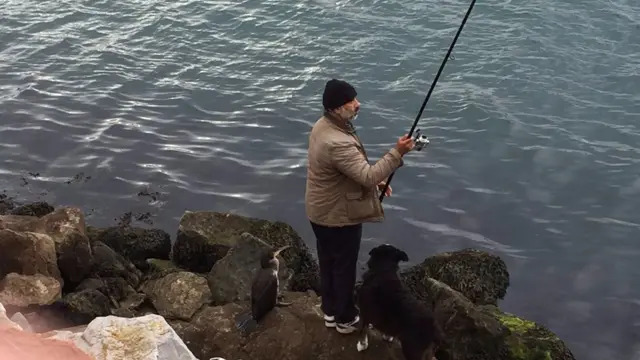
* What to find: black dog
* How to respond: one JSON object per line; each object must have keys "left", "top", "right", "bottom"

{"left": 356, "top": 244, "right": 443, "bottom": 360}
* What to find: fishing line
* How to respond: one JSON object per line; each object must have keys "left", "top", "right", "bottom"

{"left": 379, "top": 0, "right": 478, "bottom": 202}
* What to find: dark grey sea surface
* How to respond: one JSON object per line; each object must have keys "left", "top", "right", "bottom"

{"left": 1, "top": 0, "right": 639, "bottom": 358}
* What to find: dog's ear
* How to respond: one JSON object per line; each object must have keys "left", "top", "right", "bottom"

{"left": 396, "top": 249, "right": 409, "bottom": 262}
{"left": 368, "top": 246, "right": 383, "bottom": 258}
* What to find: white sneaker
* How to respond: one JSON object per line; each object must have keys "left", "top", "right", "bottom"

{"left": 324, "top": 315, "right": 336, "bottom": 328}
{"left": 336, "top": 315, "right": 360, "bottom": 334}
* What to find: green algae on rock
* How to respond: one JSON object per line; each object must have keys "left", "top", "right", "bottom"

{"left": 172, "top": 211, "right": 319, "bottom": 292}
{"left": 494, "top": 310, "right": 572, "bottom": 360}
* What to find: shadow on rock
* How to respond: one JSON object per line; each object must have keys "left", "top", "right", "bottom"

{"left": 208, "top": 232, "right": 292, "bottom": 305}
{"left": 87, "top": 225, "right": 172, "bottom": 271}
{"left": 169, "top": 291, "right": 406, "bottom": 360}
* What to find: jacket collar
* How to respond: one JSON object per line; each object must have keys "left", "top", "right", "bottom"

{"left": 323, "top": 110, "right": 356, "bottom": 134}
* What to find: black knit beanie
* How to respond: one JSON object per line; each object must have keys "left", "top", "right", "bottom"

{"left": 322, "top": 79, "right": 357, "bottom": 111}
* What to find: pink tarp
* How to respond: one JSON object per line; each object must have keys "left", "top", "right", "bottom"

{"left": 0, "top": 328, "right": 94, "bottom": 360}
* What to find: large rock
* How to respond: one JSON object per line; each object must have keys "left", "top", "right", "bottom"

{"left": 39, "top": 208, "right": 94, "bottom": 285}
{"left": 58, "top": 289, "right": 113, "bottom": 320}
{"left": 90, "top": 241, "right": 142, "bottom": 289}
{"left": 0, "top": 229, "right": 62, "bottom": 282}
{"left": 0, "top": 273, "right": 62, "bottom": 307}
{"left": 0, "top": 193, "right": 16, "bottom": 215}
{"left": 75, "top": 277, "right": 136, "bottom": 303}
{"left": 19, "top": 288, "right": 113, "bottom": 333}
{"left": 10, "top": 202, "right": 55, "bottom": 217}
{"left": 88, "top": 226, "right": 172, "bottom": 270}
{"left": 173, "top": 211, "right": 319, "bottom": 292}
{"left": 400, "top": 271, "right": 575, "bottom": 360}
{"left": 47, "top": 314, "right": 198, "bottom": 360}
{"left": 141, "top": 271, "right": 211, "bottom": 321}
{"left": 0, "top": 195, "right": 54, "bottom": 217}
{"left": 0, "top": 207, "right": 94, "bottom": 287}
{"left": 401, "top": 248, "right": 510, "bottom": 306}
{"left": 208, "top": 233, "right": 291, "bottom": 305}
{"left": 169, "top": 291, "right": 406, "bottom": 360}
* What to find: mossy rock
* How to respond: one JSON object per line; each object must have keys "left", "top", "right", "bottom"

{"left": 141, "top": 258, "right": 185, "bottom": 282}
{"left": 88, "top": 226, "right": 172, "bottom": 271}
{"left": 401, "top": 248, "right": 509, "bottom": 306}
{"left": 171, "top": 211, "right": 319, "bottom": 292}
{"left": 9, "top": 201, "right": 55, "bottom": 217}
{"left": 146, "top": 258, "right": 180, "bottom": 272}
{"left": 0, "top": 193, "right": 17, "bottom": 215}
{"left": 400, "top": 274, "right": 575, "bottom": 360}
{"left": 495, "top": 311, "right": 575, "bottom": 360}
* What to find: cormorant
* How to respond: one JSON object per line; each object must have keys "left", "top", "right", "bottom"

{"left": 235, "top": 245, "right": 292, "bottom": 336}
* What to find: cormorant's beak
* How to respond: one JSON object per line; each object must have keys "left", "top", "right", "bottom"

{"left": 273, "top": 245, "right": 291, "bottom": 257}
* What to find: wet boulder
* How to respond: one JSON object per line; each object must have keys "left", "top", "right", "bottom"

{"left": 9, "top": 202, "right": 55, "bottom": 217}
{"left": 73, "top": 276, "right": 148, "bottom": 320}
{"left": 88, "top": 226, "right": 172, "bottom": 270}
{"left": 0, "top": 193, "right": 16, "bottom": 215}
{"left": 38, "top": 208, "right": 94, "bottom": 285}
{"left": 173, "top": 211, "right": 319, "bottom": 292}
{"left": 400, "top": 270, "right": 575, "bottom": 360}
{"left": 0, "top": 273, "right": 62, "bottom": 308}
{"left": 141, "top": 271, "right": 211, "bottom": 321}
{"left": 90, "top": 241, "right": 142, "bottom": 289}
{"left": 401, "top": 248, "right": 510, "bottom": 306}
{"left": 58, "top": 289, "right": 112, "bottom": 320}
{"left": 75, "top": 276, "right": 136, "bottom": 304}
{"left": 0, "top": 208, "right": 94, "bottom": 287}
{"left": 171, "top": 212, "right": 234, "bottom": 273}
{"left": 20, "top": 288, "right": 112, "bottom": 333}
{"left": 0, "top": 229, "right": 61, "bottom": 282}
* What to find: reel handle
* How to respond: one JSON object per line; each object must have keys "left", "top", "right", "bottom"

{"left": 413, "top": 129, "right": 430, "bottom": 151}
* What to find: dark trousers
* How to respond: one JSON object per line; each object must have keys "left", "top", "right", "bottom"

{"left": 310, "top": 221, "right": 362, "bottom": 324}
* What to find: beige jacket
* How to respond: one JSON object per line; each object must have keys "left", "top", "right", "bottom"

{"left": 305, "top": 114, "right": 404, "bottom": 227}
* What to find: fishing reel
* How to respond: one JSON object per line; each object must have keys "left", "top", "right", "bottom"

{"left": 413, "top": 129, "right": 430, "bottom": 151}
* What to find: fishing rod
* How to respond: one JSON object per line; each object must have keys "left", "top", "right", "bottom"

{"left": 379, "top": 0, "right": 477, "bottom": 202}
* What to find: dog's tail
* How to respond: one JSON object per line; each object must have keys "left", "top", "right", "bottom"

{"left": 235, "top": 312, "right": 258, "bottom": 337}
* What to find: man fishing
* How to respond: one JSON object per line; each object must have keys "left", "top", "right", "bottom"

{"left": 305, "top": 78, "right": 415, "bottom": 334}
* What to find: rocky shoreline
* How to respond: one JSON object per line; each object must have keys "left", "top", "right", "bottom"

{"left": 0, "top": 196, "right": 576, "bottom": 360}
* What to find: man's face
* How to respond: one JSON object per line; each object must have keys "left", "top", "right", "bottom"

{"left": 334, "top": 98, "right": 360, "bottom": 121}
